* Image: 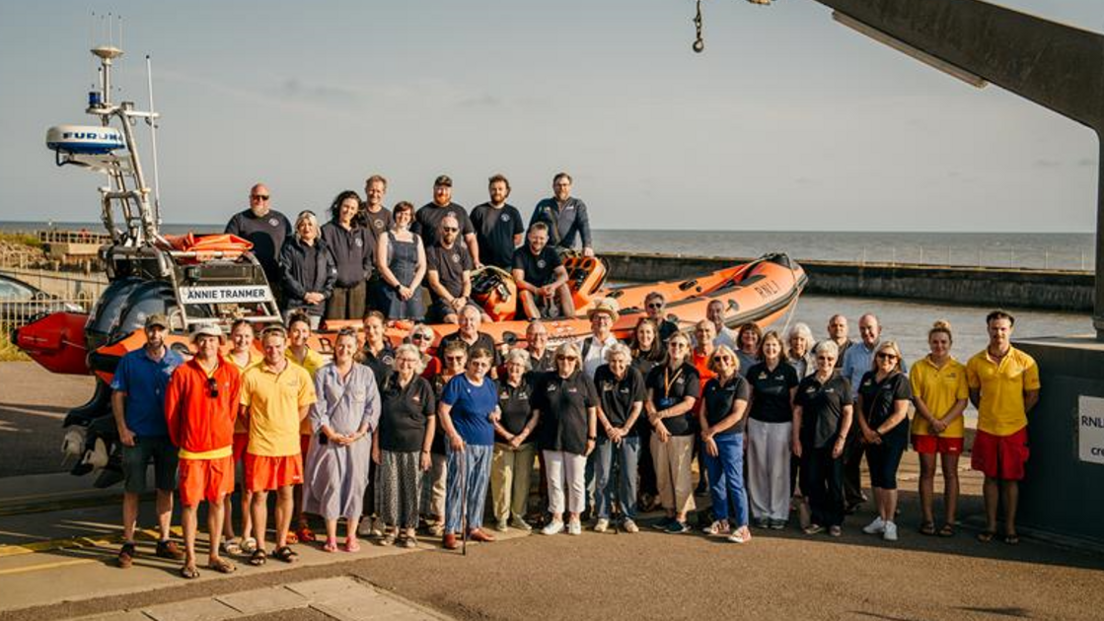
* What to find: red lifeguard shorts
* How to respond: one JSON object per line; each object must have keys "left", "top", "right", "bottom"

{"left": 232, "top": 433, "right": 249, "bottom": 463}
{"left": 300, "top": 434, "right": 312, "bottom": 463}
{"left": 244, "top": 453, "right": 304, "bottom": 492}
{"left": 971, "top": 428, "right": 1029, "bottom": 481}
{"left": 912, "top": 434, "right": 965, "bottom": 455}
{"left": 179, "top": 456, "right": 235, "bottom": 506}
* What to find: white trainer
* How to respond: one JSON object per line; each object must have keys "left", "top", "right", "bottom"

{"left": 593, "top": 518, "right": 609, "bottom": 533}
{"left": 862, "top": 516, "right": 886, "bottom": 535}
{"left": 541, "top": 520, "right": 565, "bottom": 536}
{"left": 567, "top": 519, "right": 582, "bottom": 536}
{"left": 883, "top": 521, "right": 899, "bottom": 542}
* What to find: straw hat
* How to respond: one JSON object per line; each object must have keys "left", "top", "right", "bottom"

{"left": 587, "top": 298, "right": 620, "bottom": 323}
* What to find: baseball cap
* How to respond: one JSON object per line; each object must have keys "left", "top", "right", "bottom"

{"left": 190, "top": 324, "right": 224, "bottom": 341}
{"left": 434, "top": 175, "right": 453, "bottom": 187}
{"left": 145, "top": 314, "right": 170, "bottom": 329}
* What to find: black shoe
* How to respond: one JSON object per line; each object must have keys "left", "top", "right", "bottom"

{"left": 651, "top": 516, "right": 676, "bottom": 531}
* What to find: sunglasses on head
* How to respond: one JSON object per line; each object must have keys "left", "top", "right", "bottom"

{"left": 207, "top": 377, "right": 219, "bottom": 399}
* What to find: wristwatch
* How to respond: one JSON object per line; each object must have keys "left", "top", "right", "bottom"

{"left": 587, "top": 435, "right": 597, "bottom": 441}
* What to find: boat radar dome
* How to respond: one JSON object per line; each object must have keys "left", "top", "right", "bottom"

{"left": 46, "top": 125, "right": 125, "bottom": 155}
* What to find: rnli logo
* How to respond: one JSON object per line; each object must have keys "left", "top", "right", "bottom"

{"left": 619, "top": 386, "right": 630, "bottom": 394}
{"left": 567, "top": 387, "right": 578, "bottom": 394}
{"left": 502, "top": 214, "right": 510, "bottom": 222}
{"left": 547, "top": 384, "right": 558, "bottom": 393}
{"left": 374, "top": 219, "right": 385, "bottom": 229}
{"left": 382, "top": 354, "right": 395, "bottom": 366}
{"left": 355, "top": 238, "right": 363, "bottom": 248}
{"left": 757, "top": 372, "right": 767, "bottom": 380}
{"left": 602, "top": 381, "right": 615, "bottom": 392}
{"left": 413, "top": 394, "right": 422, "bottom": 403}
{"left": 537, "top": 260, "right": 547, "bottom": 269}
{"left": 500, "top": 390, "right": 509, "bottom": 399}
{"left": 675, "top": 377, "right": 685, "bottom": 385}
{"left": 451, "top": 253, "right": 460, "bottom": 264}
{"left": 269, "top": 218, "right": 280, "bottom": 227}
{"left": 805, "top": 387, "right": 817, "bottom": 394}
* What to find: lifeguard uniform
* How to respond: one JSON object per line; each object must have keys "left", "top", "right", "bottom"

{"left": 967, "top": 347, "right": 1041, "bottom": 481}
{"left": 240, "top": 361, "right": 317, "bottom": 491}
{"left": 909, "top": 356, "right": 969, "bottom": 454}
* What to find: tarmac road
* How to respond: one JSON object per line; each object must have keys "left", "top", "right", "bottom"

{"left": 0, "top": 362, "right": 94, "bottom": 477}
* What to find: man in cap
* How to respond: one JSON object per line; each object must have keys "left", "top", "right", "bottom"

{"left": 529, "top": 172, "right": 594, "bottom": 257}
{"left": 413, "top": 175, "right": 480, "bottom": 263}
{"left": 512, "top": 222, "right": 575, "bottom": 319}
{"left": 164, "top": 325, "right": 242, "bottom": 578}
{"left": 111, "top": 314, "right": 186, "bottom": 568}
{"left": 225, "top": 183, "right": 293, "bottom": 295}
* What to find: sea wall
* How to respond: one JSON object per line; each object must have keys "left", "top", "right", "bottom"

{"left": 604, "top": 252, "right": 1094, "bottom": 313}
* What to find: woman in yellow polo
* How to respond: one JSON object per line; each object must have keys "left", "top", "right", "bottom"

{"left": 908, "top": 320, "right": 968, "bottom": 537}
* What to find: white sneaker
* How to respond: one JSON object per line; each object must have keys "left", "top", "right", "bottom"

{"left": 541, "top": 520, "right": 565, "bottom": 536}
{"left": 883, "top": 521, "right": 898, "bottom": 542}
{"left": 622, "top": 519, "right": 639, "bottom": 534}
{"left": 862, "top": 516, "right": 886, "bottom": 535}
{"left": 593, "top": 518, "right": 609, "bottom": 533}
{"left": 567, "top": 519, "right": 582, "bottom": 536}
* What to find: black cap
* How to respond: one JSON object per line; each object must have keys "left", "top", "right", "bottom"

{"left": 434, "top": 175, "right": 453, "bottom": 187}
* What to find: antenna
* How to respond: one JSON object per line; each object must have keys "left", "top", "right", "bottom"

{"left": 146, "top": 55, "right": 162, "bottom": 226}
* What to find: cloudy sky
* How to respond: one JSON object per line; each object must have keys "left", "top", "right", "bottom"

{"left": 0, "top": 0, "right": 1099, "bottom": 232}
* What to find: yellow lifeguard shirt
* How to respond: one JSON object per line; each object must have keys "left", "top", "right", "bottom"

{"left": 909, "top": 356, "right": 969, "bottom": 438}
{"left": 288, "top": 347, "right": 327, "bottom": 433}
{"left": 966, "top": 347, "right": 1041, "bottom": 437}
{"left": 240, "top": 362, "right": 316, "bottom": 457}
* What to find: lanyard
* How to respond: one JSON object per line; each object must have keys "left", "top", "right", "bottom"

{"left": 664, "top": 365, "right": 684, "bottom": 398}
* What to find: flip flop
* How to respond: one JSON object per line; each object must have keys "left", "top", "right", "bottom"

{"left": 938, "top": 524, "right": 955, "bottom": 538}
{"left": 919, "top": 521, "right": 936, "bottom": 536}
{"left": 344, "top": 538, "right": 361, "bottom": 553}
{"left": 241, "top": 537, "right": 258, "bottom": 554}
{"left": 976, "top": 530, "right": 996, "bottom": 543}
{"left": 208, "top": 557, "right": 237, "bottom": 574}
{"left": 322, "top": 537, "right": 338, "bottom": 553}
{"left": 180, "top": 565, "right": 200, "bottom": 579}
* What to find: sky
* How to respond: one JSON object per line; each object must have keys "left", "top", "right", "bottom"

{"left": 0, "top": 0, "right": 1099, "bottom": 232}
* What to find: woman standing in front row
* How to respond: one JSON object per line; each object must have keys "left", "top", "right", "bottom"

{"left": 910, "top": 321, "right": 968, "bottom": 537}
{"left": 646, "top": 332, "right": 700, "bottom": 535}
{"left": 491, "top": 349, "right": 540, "bottom": 532}
{"left": 856, "top": 341, "right": 912, "bottom": 543}
{"left": 373, "top": 344, "right": 435, "bottom": 548}
{"left": 699, "top": 345, "right": 752, "bottom": 543}
{"left": 630, "top": 318, "right": 666, "bottom": 513}
{"left": 377, "top": 201, "right": 426, "bottom": 321}
{"left": 534, "top": 343, "right": 599, "bottom": 536}
{"left": 304, "top": 329, "right": 380, "bottom": 552}
{"left": 745, "top": 330, "right": 799, "bottom": 530}
{"left": 793, "top": 341, "right": 853, "bottom": 537}
{"left": 592, "top": 343, "right": 646, "bottom": 534}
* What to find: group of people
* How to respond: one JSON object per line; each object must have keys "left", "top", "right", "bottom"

{"left": 224, "top": 172, "right": 592, "bottom": 326}
{"left": 111, "top": 285, "right": 1040, "bottom": 578}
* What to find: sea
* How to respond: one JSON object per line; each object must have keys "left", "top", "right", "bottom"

{"left": 1, "top": 221, "right": 1095, "bottom": 365}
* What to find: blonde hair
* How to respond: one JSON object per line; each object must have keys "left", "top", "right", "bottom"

{"left": 871, "top": 340, "right": 904, "bottom": 373}
{"left": 708, "top": 344, "right": 740, "bottom": 375}
{"left": 294, "top": 211, "right": 319, "bottom": 240}
{"left": 928, "top": 319, "right": 953, "bottom": 342}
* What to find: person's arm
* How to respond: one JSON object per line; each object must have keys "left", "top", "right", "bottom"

{"left": 376, "top": 234, "right": 399, "bottom": 288}
{"left": 460, "top": 269, "right": 472, "bottom": 301}
{"left": 835, "top": 404, "right": 854, "bottom": 458}
{"left": 855, "top": 392, "right": 876, "bottom": 442}
{"left": 320, "top": 246, "right": 337, "bottom": 299}
{"left": 622, "top": 401, "right": 643, "bottom": 436}
{"left": 438, "top": 401, "right": 464, "bottom": 452}
{"left": 465, "top": 234, "right": 479, "bottom": 269}
{"left": 163, "top": 373, "right": 182, "bottom": 448}
{"left": 1025, "top": 390, "right": 1040, "bottom": 413}
{"left": 426, "top": 268, "right": 451, "bottom": 301}
{"left": 361, "top": 370, "right": 382, "bottom": 435}
{"left": 576, "top": 201, "right": 593, "bottom": 256}
{"left": 586, "top": 405, "right": 598, "bottom": 456}
{"left": 969, "top": 388, "right": 981, "bottom": 409}
{"left": 544, "top": 265, "right": 569, "bottom": 296}
{"left": 708, "top": 398, "right": 749, "bottom": 437}
{"left": 513, "top": 267, "right": 537, "bottom": 294}
{"left": 280, "top": 243, "right": 308, "bottom": 302}
{"left": 791, "top": 404, "right": 803, "bottom": 458}
{"left": 875, "top": 399, "right": 911, "bottom": 436}
{"left": 658, "top": 395, "right": 697, "bottom": 419}
{"left": 511, "top": 207, "right": 525, "bottom": 252}
{"left": 410, "top": 238, "right": 427, "bottom": 291}
{"left": 110, "top": 359, "right": 136, "bottom": 446}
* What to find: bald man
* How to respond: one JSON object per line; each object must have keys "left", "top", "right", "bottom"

{"left": 225, "top": 183, "right": 293, "bottom": 295}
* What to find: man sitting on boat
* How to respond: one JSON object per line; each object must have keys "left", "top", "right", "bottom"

{"left": 529, "top": 172, "right": 594, "bottom": 258}
{"left": 512, "top": 222, "right": 575, "bottom": 319}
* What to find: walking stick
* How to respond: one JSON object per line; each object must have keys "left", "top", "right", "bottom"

{"left": 459, "top": 448, "right": 468, "bottom": 556}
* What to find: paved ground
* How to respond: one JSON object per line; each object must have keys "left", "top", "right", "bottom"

{"left": 0, "top": 362, "right": 95, "bottom": 477}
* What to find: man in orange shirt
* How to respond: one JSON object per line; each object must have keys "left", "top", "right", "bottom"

{"left": 164, "top": 325, "right": 242, "bottom": 578}
{"left": 967, "top": 310, "right": 1041, "bottom": 545}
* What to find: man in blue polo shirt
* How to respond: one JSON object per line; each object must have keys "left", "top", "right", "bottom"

{"left": 529, "top": 172, "right": 594, "bottom": 257}
{"left": 110, "top": 313, "right": 186, "bottom": 568}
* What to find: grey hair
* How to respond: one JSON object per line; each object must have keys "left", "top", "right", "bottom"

{"left": 787, "top": 322, "right": 814, "bottom": 345}
{"left": 556, "top": 341, "right": 582, "bottom": 360}
{"left": 504, "top": 348, "right": 532, "bottom": 371}
{"left": 605, "top": 342, "right": 633, "bottom": 363}
{"left": 814, "top": 340, "right": 839, "bottom": 358}
{"left": 393, "top": 343, "right": 426, "bottom": 374}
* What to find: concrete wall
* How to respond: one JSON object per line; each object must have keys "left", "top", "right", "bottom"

{"left": 0, "top": 267, "right": 109, "bottom": 300}
{"left": 604, "top": 252, "right": 1094, "bottom": 312}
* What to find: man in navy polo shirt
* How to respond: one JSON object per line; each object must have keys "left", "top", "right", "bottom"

{"left": 225, "top": 183, "right": 293, "bottom": 295}
{"left": 529, "top": 172, "right": 594, "bottom": 257}
{"left": 110, "top": 313, "right": 186, "bottom": 568}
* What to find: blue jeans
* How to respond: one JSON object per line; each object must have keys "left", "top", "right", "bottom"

{"left": 445, "top": 444, "right": 492, "bottom": 534}
{"left": 594, "top": 436, "right": 641, "bottom": 520}
{"left": 704, "top": 433, "right": 749, "bottom": 527}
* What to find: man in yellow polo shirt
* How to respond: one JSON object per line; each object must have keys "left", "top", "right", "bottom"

{"left": 240, "top": 326, "right": 316, "bottom": 565}
{"left": 967, "top": 310, "right": 1040, "bottom": 545}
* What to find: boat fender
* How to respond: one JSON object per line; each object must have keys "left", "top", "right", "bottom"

{"left": 61, "top": 428, "right": 87, "bottom": 460}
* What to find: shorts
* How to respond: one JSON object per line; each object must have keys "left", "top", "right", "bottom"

{"left": 971, "top": 428, "right": 1029, "bottom": 481}
{"left": 245, "top": 453, "right": 304, "bottom": 492}
{"left": 232, "top": 433, "right": 250, "bottom": 463}
{"left": 866, "top": 441, "right": 906, "bottom": 490}
{"left": 912, "top": 434, "right": 964, "bottom": 455}
{"left": 122, "top": 436, "right": 178, "bottom": 494}
{"left": 179, "top": 456, "right": 235, "bottom": 506}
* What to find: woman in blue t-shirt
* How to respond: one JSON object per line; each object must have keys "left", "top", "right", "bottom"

{"left": 438, "top": 347, "right": 500, "bottom": 550}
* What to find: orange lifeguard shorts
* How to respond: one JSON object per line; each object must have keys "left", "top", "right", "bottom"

{"left": 179, "top": 456, "right": 235, "bottom": 507}
{"left": 244, "top": 453, "right": 304, "bottom": 492}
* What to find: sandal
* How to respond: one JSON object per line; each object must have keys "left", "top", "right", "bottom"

{"left": 208, "top": 557, "right": 237, "bottom": 574}
{"left": 295, "top": 525, "right": 316, "bottom": 543}
{"left": 180, "top": 565, "right": 200, "bottom": 579}
{"left": 220, "top": 539, "right": 243, "bottom": 555}
{"left": 919, "top": 521, "right": 936, "bottom": 536}
{"left": 1003, "top": 533, "right": 1020, "bottom": 545}
{"left": 249, "top": 549, "right": 268, "bottom": 566}
{"left": 322, "top": 537, "right": 338, "bottom": 553}
{"left": 241, "top": 537, "right": 258, "bottom": 554}
{"left": 344, "top": 537, "right": 361, "bottom": 553}
{"left": 938, "top": 524, "right": 955, "bottom": 538}
{"left": 273, "top": 545, "right": 299, "bottom": 563}
{"left": 976, "top": 530, "right": 996, "bottom": 543}
{"left": 284, "top": 532, "right": 299, "bottom": 545}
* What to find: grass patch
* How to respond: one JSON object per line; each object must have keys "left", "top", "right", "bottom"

{"left": 0, "top": 232, "right": 43, "bottom": 248}
{"left": 0, "top": 331, "right": 29, "bottom": 361}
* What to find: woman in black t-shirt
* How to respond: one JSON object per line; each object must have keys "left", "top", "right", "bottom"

{"left": 793, "top": 340, "right": 853, "bottom": 536}
{"left": 699, "top": 345, "right": 752, "bottom": 543}
{"left": 490, "top": 349, "right": 539, "bottom": 532}
{"left": 856, "top": 340, "right": 912, "bottom": 543}
{"left": 373, "top": 344, "right": 435, "bottom": 548}
{"left": 745, "top": 330, "right": 799, "bottom": 529}
{"left": 593, "top": 343, "right": 646, "bottom": 533}
{"left": 645, "top": 332, "right": 700, "bottom": 534}
{"left": 629, "top": 317, "right": 666, "bottom": 511}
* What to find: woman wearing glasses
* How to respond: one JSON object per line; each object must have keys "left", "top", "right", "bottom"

{"left": 699, "top": 344, "right": 752, "bottom": 542}
{"left": 373, "top": 344, "right": 435, "bottom": 548}
{"left": 856, "top": 341, "right": 912, "bottom": 542}
{"left": 280, "top": 210, "right": 336, "bottom": 329}
{"left": 304, "top": 329, "right": 381, "bottom": 553}
{"left": 377, "top": 201, "right": 427, "bottom": 321}
{"left": 422, "top": 341, "right": 467, "bottom": 536}
{"left": 490, "top": 349, "right": 539, "bottom": 532}
{"left": 438, "top": 347, "right": 501, "bottom": 549}
{"left": 792, "top": 341, "right": 853, "bottom": 537}
{"left": 407, "top": 324, "right": 441, "bottom": 379}
{"left": 534, "top": 342, "right": 599, "bottom": 536}
{"left": 646, "top": 332, "right": 701, "bottom": 534}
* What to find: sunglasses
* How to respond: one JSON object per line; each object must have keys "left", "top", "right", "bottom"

{"left": 445, "top": 355, "right": 466, "bottom": 362}
{"left": 876, "top": 352, "right": 898, "bottom": 361}
{"left": 250, "top": 194, "right": 270, "bottom": 201}
{"left": 412, "top": 333, "right": 432, "bottom": 341}
{"left": 712, "top": 355, "right": 735, "bottom": 363}
{"left": 647, "top": 303, "right": 663, "bottom": 309}
{"left": 207, "top": 377, "right": 219, "bottom": 399}
{"left": 556, "top": 355, "right": 579, "bottom": 361}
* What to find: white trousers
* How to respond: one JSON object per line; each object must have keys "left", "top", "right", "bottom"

{"left": 543, "top": 450, "right": 587, "bottom": 515}
{"left": 747, "top": 419, "right": 793, "bottom": 521}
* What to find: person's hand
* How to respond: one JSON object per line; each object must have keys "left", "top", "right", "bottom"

{"left": 399, "top": 286, "right": 413, "bottom": 301}
{"left": 862, "top": 427, "right": 879, "bottom": 444}
{"left": 583, "top": 247, "right": 595, "bottom": 258}
{"left": 450, "top": 297, "right": 466, "bottom": 312}
{"left": 700, "top": 428, "right": 714, "bottom": 443}
{"left": 119, "top": 426, "right": 136, "bottom": 447}
{"left": 450, "top": 434, "right": 466, "bottom": 452}
{"left": 705, "top": 437, "right": 719, "bottom": 457}
{"left": 489, "top": 410, "right": 501, "bottom": 424}
{"left": 831, "top": 439, "right": 845, "bottom": 459}
{"left": 474, "top": 261, "right": 484, "bottom": 270}
{"left": 305, "top": 292, "right": 324, "bottom": 305}
{"left": 420, "top": 451, "right": 431, "bottom": 471}
{"left": 606, "top": 426, "right": 622, "bottom": 443}
{"left": 585, "top": 438, "right": 596, "bottom": 456}
{"left": 655, "top": 425, "right": 671, "bottom": 443}
{"left": 539, "top": 285, "right": 555, "bottom": 298}
{"left": 371, "top": 442, "right": 382, "bottom": 465}
{"left": 792, "top": 439, "right": 803, "bottom": 459}
{"left": 508, "top": 434, "right": 525, "bottom": 450}
{"left": 931, "top": 418, "right": 947, "bottom": 434}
